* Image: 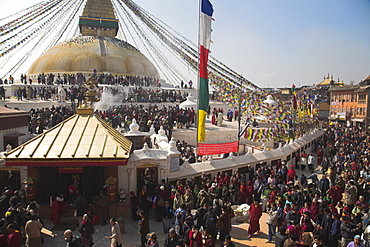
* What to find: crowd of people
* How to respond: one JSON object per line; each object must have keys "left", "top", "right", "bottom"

{"left": 14, "top": 73, "right": 160, "bottom": 87}
{"left": 126, "top": 123, "right": 370, "bottom": 247}
{"left": 8, "top": 85, "right": 191, "bottom": 104}
{"left": 95, "top": 104, "right": 196, "bottom": 138}
{"left": 0, "top": 180, "right": 121, "bottom": 247}
{"left": 28, "top": 106, "right": 74, "bottom": 134}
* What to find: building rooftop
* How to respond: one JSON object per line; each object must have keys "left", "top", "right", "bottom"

{"left": 5, "top": 113, "right": 132, "bottom": 166}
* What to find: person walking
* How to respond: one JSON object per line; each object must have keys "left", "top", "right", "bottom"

{"left": 164, "top": 228, "right": 180, "bottom": 247}
{"left": 96, "top": 190, "right": 110, "bottom": 225}
{"left": 266, "top": 202, "right": 279, "bottom": 243}
{"left": 139, "top": 212, "right": 150, "bottom": 247}
{"left": 162, "top": 201, "right": 173, "bottom": 234}
{"left": 130, "top": 191, "right": 140, "bottom": 221}
{"left": 203, "top": 206, "right": 217, "bottom": 241}
{"left": 74, "top": 194, "right": 89, "bottom": 228}
{"left": 64, "top": 229, "right": 82, "bottom": 247}
{"left": 248, "top": 199, "right": 262, "bottom": 238}
{"left": 340, "top": 216, "right": 361, "bottom": 247}
{"left": 106, "top": 218, "right": 122, "bottom": 247}
{"left": 79, "top": 214, "right": 94, "bottom": 247}
{"left": 25, "top": 214, "right": 43, "bottom": 247}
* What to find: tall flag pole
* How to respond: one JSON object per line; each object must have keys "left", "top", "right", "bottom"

{"left": 291, "top": 84, "right": 297, "bottom": 139}
{"left": 197, "top": 0, "right": 214, "bottom": 143}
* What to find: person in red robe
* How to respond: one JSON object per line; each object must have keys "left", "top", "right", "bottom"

{"left": 246, "top": 181, "right": 254, "bottom": 205}
{"left": 287, "top": 166, "right": 296, "bottom": 184}
{"left": 50, "top": 195, "right": 62, "bottom": 225}
{"left": 5, "top": 224, "right": 20, "bottom": 247}
{"left": 316, "top": 147, "right": 323, "bottom": 166}
{"left": 248, "top": 200, "right": 262, "bottom": 238}
{"left": 238, "top": 181, "right": 247, "bottom": 204}
{"left": 211, "top": 114, "right": 216, "bottom": 125}
{"left": 327, "top": 183, "right": 343, "bottom": 206}
{"left": 310, "top": 199, "right": 320, "bottom": 221}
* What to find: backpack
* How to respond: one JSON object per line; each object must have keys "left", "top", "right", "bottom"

{"left": 206, "top": 214, "right": 215, "bottom": 230}
{"left": 157, "top": 196, "right": 164, "bottom": 207}
{"left": 72, "top": 236, "right": 82, "bottom": 247}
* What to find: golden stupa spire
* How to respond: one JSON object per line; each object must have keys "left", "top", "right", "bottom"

{"left": 76, "top": 70, "right": 100, "bottom": 115}
{"left": 79, "top": 0, "right": 119, "bottom": 38}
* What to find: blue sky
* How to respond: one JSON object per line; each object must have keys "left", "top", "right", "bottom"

{"left": 1, "top": 0, "right": 370, "bottom": 88}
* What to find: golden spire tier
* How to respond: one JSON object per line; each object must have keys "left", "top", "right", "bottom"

{"left": 79, "top": 0, "right": 119, "bottom": 38}
{"left": 76, "top": 71, "right": 99, "bottom": 115}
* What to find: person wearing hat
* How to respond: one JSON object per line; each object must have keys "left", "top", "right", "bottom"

{"left": 164, "top": 228, "right": 179, "bottom": 247}
{"left": 247, "top": 199, "right": 262, "bottom": 238}
{"left": 340, "top": 216, "right": 361, "bottom": 247}
{"left": 346, "top": 235, "right": 364, "bottom": 247}
{"left": 147, "top": 232, "right": 158, "bottom": 247}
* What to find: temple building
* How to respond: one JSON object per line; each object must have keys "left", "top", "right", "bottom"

{"left": 4, "top": 76, "right": 132, "bottom": 202}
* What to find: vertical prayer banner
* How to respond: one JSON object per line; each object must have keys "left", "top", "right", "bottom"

{"left": 197, "top": 0, "right": 213, "bottom": 142}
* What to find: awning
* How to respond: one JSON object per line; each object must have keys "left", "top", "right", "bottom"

{"left": 5, "top": 159, "right": 128, "bottom": 167}
{"left": 58, "top": 167, "right": 84, "bottom": 173}
{"left": 351, "top": 118, "right": 365, "bottom": 122}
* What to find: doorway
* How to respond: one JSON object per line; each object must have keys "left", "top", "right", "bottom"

{"left": 137, "top": 166, "right": 158, "bottom": 195}
{"left": 38, "top": 167, "right": 105, "bottom": 203}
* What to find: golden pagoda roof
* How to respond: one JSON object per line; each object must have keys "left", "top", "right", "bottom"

{"left": 5, "top": 113, "right": 132, "bottom": 165}
{"left": 316, "top": 74, "right": 344, "bottom": 87}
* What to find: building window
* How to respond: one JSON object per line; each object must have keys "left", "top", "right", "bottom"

{"left": 358, "top": 94, "right": 366, "bottom": 104}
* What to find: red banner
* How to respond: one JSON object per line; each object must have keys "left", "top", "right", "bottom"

{"left": 198, "top": 141, "right": 239, "bottom": 155}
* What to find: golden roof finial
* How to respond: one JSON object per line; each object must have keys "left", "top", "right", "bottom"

{"left": 76, "top": 69, "right": 100, "bottom": 115}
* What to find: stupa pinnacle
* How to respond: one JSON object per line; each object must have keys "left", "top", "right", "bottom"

{"left": 79, "top": 0, "right": 119, "bottom": 38}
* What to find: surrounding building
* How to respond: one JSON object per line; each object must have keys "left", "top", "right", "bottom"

{"left": 329, "top": 76, "right": 370, "bottom": 128}
{"left": 0, "top": 107, "right": 32, "bottom": 190}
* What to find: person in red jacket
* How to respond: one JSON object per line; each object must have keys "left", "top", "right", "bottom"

{"left": 188, "top": 225, "right": 202, "bottom": 247}
{"left": 327, "top": 183, "right": 344, "bottom": 206}
{"left": 287, "top": 165, "right": 296, "bottom": 184}
{"left": 248, "top": 199, "right": 262, "bottom": 238}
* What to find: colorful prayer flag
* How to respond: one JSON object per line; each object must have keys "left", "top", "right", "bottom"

{"left": 197, "top": 0, "right": 214, "bottom": 142}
